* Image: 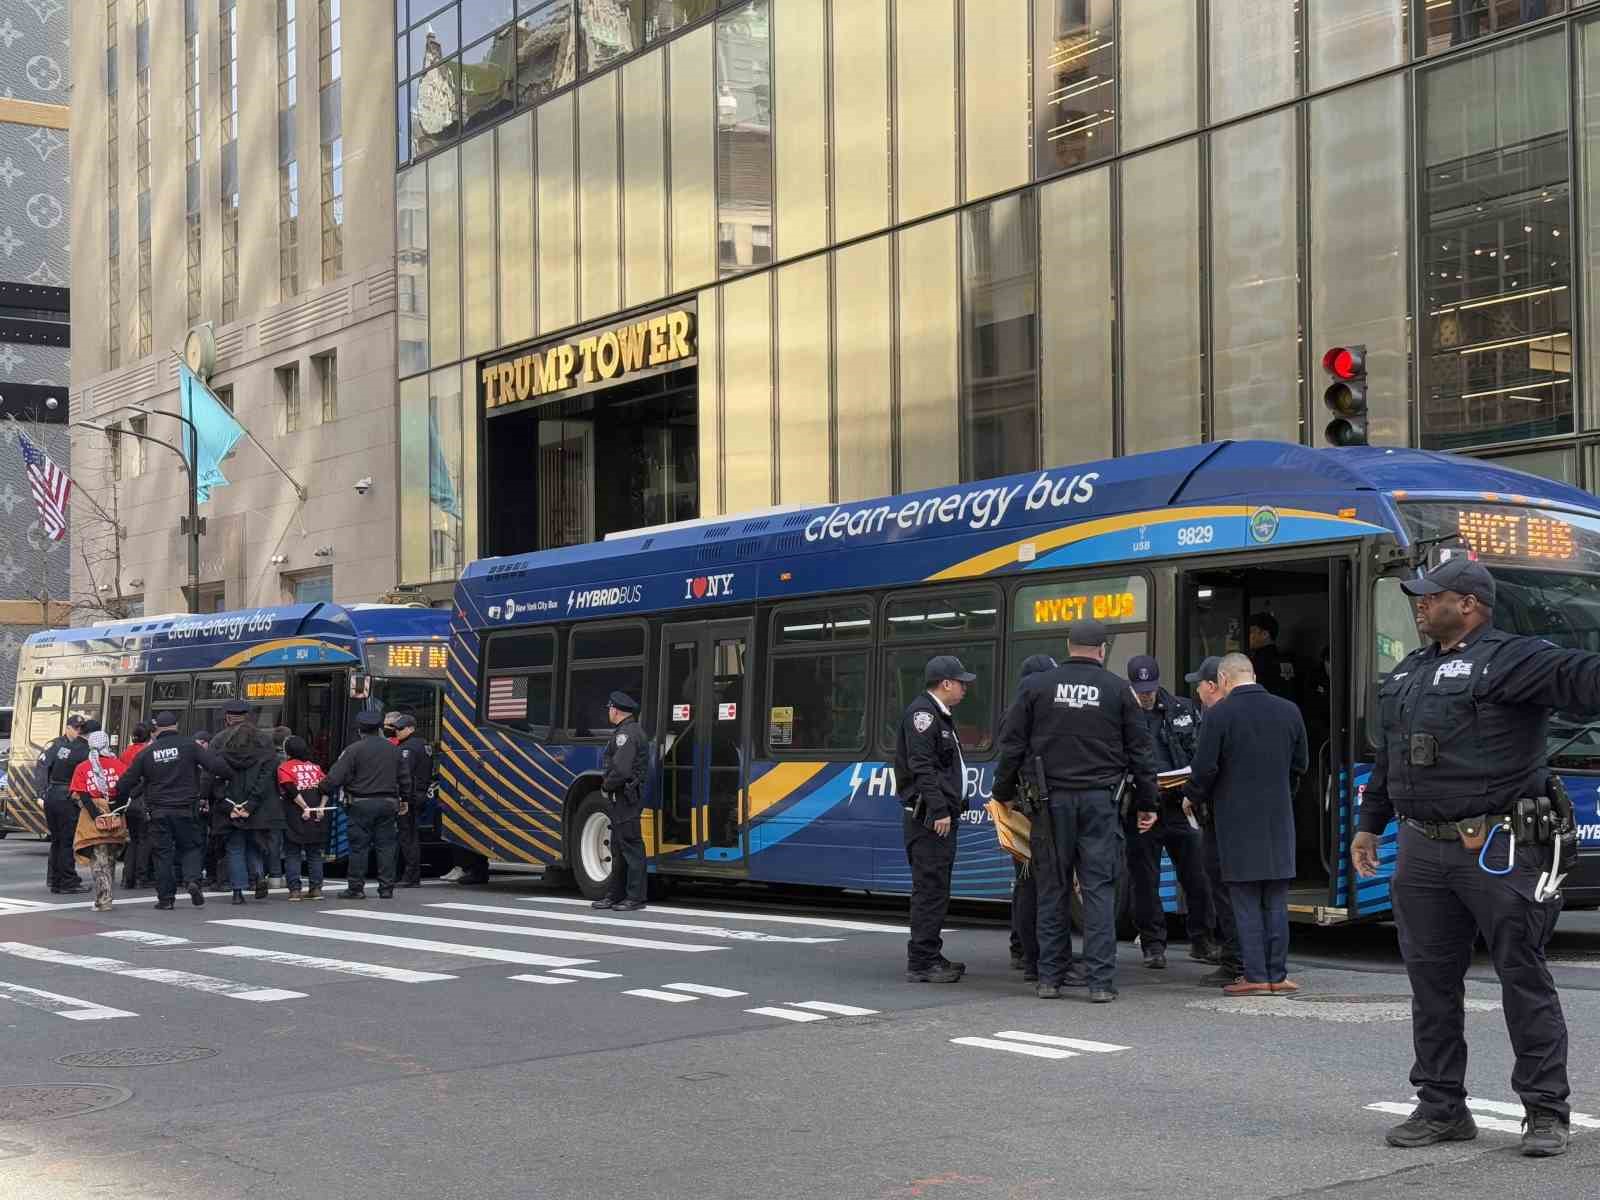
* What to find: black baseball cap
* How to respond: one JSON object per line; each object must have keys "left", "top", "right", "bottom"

{"left": 64, "top": 714, "right": 86, "bottom": 729}
{"left": 390, "top": 714, "right": 417, "bottom": 731}
{"left": 356, "top": 709, "right": 384, "bottom": 729}
{"left": 153, "top": 710, "right": 179, "bottom": 728}
{"left": 1185, "top": 656, "right": 1223, "bottom": 686}
{"left": 222, "top": 699, "right": 250, "bottom": 716}
{"left": 1067, "top": 618, "right": 1108, "bottom": 647}
{"left": 1401, "top": 555, "right": 1496, "bottom": 608}
{"left": 1127, "top": 655, "right": 1161, "bottom": 694}
{"left": 1018, "top": 654, "right": 1057, "bottom": 679}
{"left": 924, "top": 655, "right": 977, "bottom": 685}
{"left": 608, "top": 690, "right": 640, "bottom": 712}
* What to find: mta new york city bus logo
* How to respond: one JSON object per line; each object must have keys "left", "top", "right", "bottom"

{"left": 1249, "top": 506, "right": 1281, "bottom": 544}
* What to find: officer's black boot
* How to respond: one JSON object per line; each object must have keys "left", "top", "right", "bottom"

{"left": 188, "top": 881, "right": 205, "bottom": 907}
{"left": 592, "top": 897, "right": 616, "bottom": 909}
{"left": 154, "top": 897, "right": 175, "bottom": 910}
{"left": 1384, "top": 1109, "right": 1478, "bottom": 1148}
{"left": 1520, "top": 1110, "right": 1570, "bottom": 1157}
{"left": 231, "top": 889, "right": 245, "bottom": 905}
{"left": 339, "top": 886, "right": 366, "bottom": 900}
{"left": 255, "top": 878, "right": 270, "bottom": 900}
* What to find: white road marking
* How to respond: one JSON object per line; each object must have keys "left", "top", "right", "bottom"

{"left": 745, "top": 1006, "right": 828, "bottom": 1023}
{"left": 430, "top": 902, "right": 839, "bottom": 944}
{"left": 0, "top": 898, "right": 54, "bottom": 913}
{"left": 9, "top": 880, "right": 447, "bottom": 916}
{"left": 522, "top": 895, "right": 912, "bottom": 933}
{"left": 661, "top": 983, "right": 748, "bottom": 998}
{"left": 0, "top": 942, "right": 303, "bottom": 1002}
{"left": 786, "top": 1001, "right": 878, "bottom": 1016}
{"left": 623, "top": 988, "right": 698, "bottom": 1003}
{"left": 0, "top": 979, "right": 137, "bottom": 1021}
{"left": 209, "top": 919, "right": 594, "bottom": 968}
{"left": 99, "top": 930, "right": 191, "bottom": 947}
{"left": 1365, "top": 1102, "right": 1524, "bottom": 1136}
{"left": 1442, "top": 1097, "right": 1600, "bottom": 1131}
{"left": 196, "top": 945, "right": 456, "bottom": 984}
{"left": 550, "top": 968, "right": 622, "bottom": 980}
{"left": 950, "top": 1036, "right": 1077, "bottom": 1060}
{"left": 992, "top": 1031, "right": 1129, "bottom": 1053}
{"left": 509, "top": 974, "right": 575, "bottom": 985}
{"left": 1189, "top": 996, "right": 1501, "bottom": 1023}
{"left": 325, "top": 909, "right": 725, "bottom": 954}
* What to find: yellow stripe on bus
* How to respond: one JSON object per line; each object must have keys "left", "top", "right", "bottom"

{"left": 747, "top": 762, "right": 827, "bottom": 820}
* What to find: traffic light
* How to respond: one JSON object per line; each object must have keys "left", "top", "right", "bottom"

{"left": 1322, "top": 345, "right": 1368, "bottom": 447}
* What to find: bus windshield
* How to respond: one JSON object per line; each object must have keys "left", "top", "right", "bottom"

{"left": 1375, "top": 568, "right": 1600, "bottom": 770}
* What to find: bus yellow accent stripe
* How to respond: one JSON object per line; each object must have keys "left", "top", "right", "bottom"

{"left": 747, "top": 762, "right": 827, "bottom": 820}
{"left": 439, "top": 813, "right": 496, "bottom": 860}
{"left": 437, "top": 755, "right": 558, "bottom": 861}
{"left": 925, "top": 505, "right": 1367, "bottom": 581}
{"left": 444, "top": 696, "right": 567, "bottom": 819}
{"left": 438, "top": 738, "right": 564, "bottom": 855}
{"left": 214, "top": 638, "right": 353, "bottom": 668}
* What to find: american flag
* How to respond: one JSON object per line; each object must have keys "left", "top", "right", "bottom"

{"left": 486, "top": 676, "right": 528, "bottom": 721}
{"left": 18, "top": 431, "right": 70, "bottom": 541}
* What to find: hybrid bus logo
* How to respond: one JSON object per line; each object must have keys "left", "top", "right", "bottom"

{"left": 566, "top": 585, "right": 643, "bottom": 613}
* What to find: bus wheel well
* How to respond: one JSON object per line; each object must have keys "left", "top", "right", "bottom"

{"left": 564, "top": 780, "right": 613, "bottom": 900}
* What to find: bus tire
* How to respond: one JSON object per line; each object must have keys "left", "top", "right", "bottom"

{"left": 568, "top": 792, "right": 615, "bottom": 900}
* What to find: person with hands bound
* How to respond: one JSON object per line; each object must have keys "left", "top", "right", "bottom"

{"left": 278, "top": 736, "right": 330, "bottom": 901}
{"left": 70, "top": 730, "right": 130, "bottom": 912}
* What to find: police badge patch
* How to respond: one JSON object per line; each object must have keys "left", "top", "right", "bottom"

{"left": 912, "top": 712, "right": 933, "bottom": 732}
{"left": 615, "top": 733, "right": 628, "bottom": 745}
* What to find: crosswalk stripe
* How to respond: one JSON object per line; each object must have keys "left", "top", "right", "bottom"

{"left": 992, "top": 1031, "right": 1129, "bottom": 1053}
{"left": 623, "top": 988, "right": 698, "bottom": 1003}
{"left": 209, "top": 919, "right": 595, "bottom": 968}
{"left": 745, "top": 1006, "right": 828, "bottom": 1023}
{"left": 196, "top": 945, "right": 457, "bottom": 984}
{"left": 99, "top": 930, "right": 190, "bottom": 947}
{"left": 0, "top": 979, "right": 137, "bottom": 1021}
{"left": 1365, "top": 1102, "right": 1524, "bottom": 1135}
{"left": 661, "top": 983, "right": 748, "bottom": 998}
{"left": 0, "top": 942, "right": 304, "bottom": 1002}
{"left": 1458, "top": 1097, "right": 1600, "bottom": 1130}
{"left": 550, "top": 968, "right": 621, "bottom": 980}
{"left": 522, "top": 896, "right": 911, "bottom": 934}
{"left": 431, "top": 903, "right": 839, "bottom": 944}
{"left": 786, "top": 1001, "right": 878, "bottom": 1016}
{"left": 325, "top": 909, "right": 724, "bottom": 954}
{"left": 951, "top": 1036, "right": 1078, "bottom": 1060}
{"left": 509, "top": 974, "right": 575, "bottom": 985}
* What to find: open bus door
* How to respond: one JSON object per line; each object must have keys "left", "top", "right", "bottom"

{"left": 104, "top": 683, "right": 147, "bottom": 755}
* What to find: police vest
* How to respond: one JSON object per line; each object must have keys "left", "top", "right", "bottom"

{"left": 1376, "top": 629, "right": 1547, "bottom": 813}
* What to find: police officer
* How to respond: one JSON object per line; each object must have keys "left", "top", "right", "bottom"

{"left": 594, "top": 691, "right": 649, "bottom": 912}
{"left": 318, "top": 710, "right": 411, "bottom": 899}
{"left": 387, "top": 713, "right": 432, "bottom": 889}
{"left": 1187, "top": 656, "right": 1244, "bottom": 985}
{"left": 39, "top": 714, "right": 90, "bottom": 893}
{"left": 895, "top": 655, "right": 976, "bottom": 983}
{"left": 1247, "top": 612, "right": 1299, "bottom": 704}
{"left": 995, "top": 620, "right": 1158, "bottom": 1003}
{"left": 1004, "top": 654, "right": 1057, "bottom": 982}
{"left": 1124, "top": 655, "right": 1215, "bottom": 970}
{"left": 112, "top": 711, "right": 234, "bottom": 910}
{"left": 1353, "top": 556, "right": 1600, "bottom": 1158}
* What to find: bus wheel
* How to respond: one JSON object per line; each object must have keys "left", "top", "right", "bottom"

{"left": 568, "top": 792, "right": 614, "bottom": 899}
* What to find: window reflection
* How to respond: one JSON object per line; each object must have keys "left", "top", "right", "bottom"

{"left": 462, "top": 29, "right": 516, "bottom": 131}
{"left": 1034, "top": 0, "right": 1116, "bottom": 177}
{"left": 517, "top": 0, "right": 577, "bottom": 101}
{"left": 1421, "top": 34, "right": 1573, "bottom": 450}
{"left": 413, "top": 55, "right": 460, "bottom": 154}
{"left": 1420, "top": 0, "right": 1569, "bottom": 55}
{"left": 396, "top": 164, "right": 429, "bottom": 376}
{"left": 961, "top": 194, "right": 1039, "bottom": 481}
{"left": 716, "top": 0, "right": 771, "bottom": 276}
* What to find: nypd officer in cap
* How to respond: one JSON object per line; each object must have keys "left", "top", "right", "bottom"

{"left": 1354, "top": 555, "right": 1600, "bottom": 1158}
{"left": 318, "top": 709, "right": 410, "bottom": 899}
{"left": 39, "top": 713, "right": 91, "bottom": 893}
{"left": 386, "top": 713, "right": 432, "bottom": 888}
{"left": 112, "top": 711, "right": 234, "bottom": 909}
{"left": 595, "top": 691, "right": 648, "bottom": 911}
{"left": 995, "top": 619, "right": 1158, "bottom": 1002}
{"left": 895, "top": 655, "right": 977, "bottom": 982}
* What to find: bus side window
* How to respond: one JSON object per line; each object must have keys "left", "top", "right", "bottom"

{"left": 481, "top": 629, "right": 557, "bottom": 733}
{"left": 767, "top": 601, "right": 872, "bottom": 755}
{"left": 26, "top": 683, "right": 65, "bottom": 751}
{"left": 878, "top": 589, "right": 1000, "bottom": 754}
{"left": 566, "top": 624, "right": 645, "bottom": 738}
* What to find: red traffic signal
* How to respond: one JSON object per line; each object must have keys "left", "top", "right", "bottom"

{"left": 1321, "top": 344, "right": 1369, "bottom": 447}
{"left": 1321, "top": 346, "right": 1366, "bottom": 382}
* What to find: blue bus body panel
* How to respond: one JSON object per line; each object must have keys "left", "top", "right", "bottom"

{"left": 440, "top": 440, "right": 1600, "bottom": 914}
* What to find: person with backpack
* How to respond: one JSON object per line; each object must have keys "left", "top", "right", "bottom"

{"left": 277, "top": 736, "right": 329, "bottom": 901}
{"left": 208, "top": 701, "right": 283, "bottom": 905}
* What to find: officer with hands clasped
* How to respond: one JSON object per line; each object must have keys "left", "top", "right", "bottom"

{"left": 318, "top": 709, "right": 411, "bottom": 899}
{"left": 594, "top": 691, "right": 649, "bottom": 912}
{"left": 40, "top": 713, "right": 91, "bottom": 893}
{"left": 1353, "top": 555, "right": 1595, "bottom": 1158}
{"left": 994, "top": 619, "right": 1159, "bottom": 1003}
{"left": 896, "top": 655, "right": 977, "bottom": 984}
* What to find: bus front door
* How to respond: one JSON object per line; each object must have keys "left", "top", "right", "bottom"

{"left": 104, "top": 683, "right": 146, "bottom": 754}
{"left": 656, "top": 619, "right": 752, "bottom": 873}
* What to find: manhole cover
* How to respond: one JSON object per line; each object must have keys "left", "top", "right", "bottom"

{"left": 55, "top": 1046, "right": 218, "bottom": 1069}
{"left": 1287, "top": 994, "right": 1415, "bottom": 1005}
{"left": 0, "top": 1084, "right": 131, "bottom": 1124}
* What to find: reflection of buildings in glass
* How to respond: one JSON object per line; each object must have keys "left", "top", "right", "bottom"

{"left": 414, "top": 33, "right": 456, "bottom": 137}
{"left": 583, "top": 0, "right": 638, "bottom": 71}
{"left": 1039, "top": 0, "right": 1114, "bottom": 173}
{"left": 716, "top": 5, "right": 771, "bottom": 273}
{"left": 462, "top": 25, "right": 518, "bottom": 127}
{"left": 517, "top": 4, "right": 578, "bottom": 99}
{"left": 1426, "top": 0, "right": 1562, "bottom": 53}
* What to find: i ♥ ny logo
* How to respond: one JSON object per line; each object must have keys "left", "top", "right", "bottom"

{"left": 685, "top": 572, "right": 734, "bottom": 600}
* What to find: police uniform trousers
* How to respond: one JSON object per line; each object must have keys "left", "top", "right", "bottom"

{"left": 1201, "top": 824, "right": 1243, "bottom": 972}
{"left": 903, "top": 811, "right": 957, "bottom": 970}
{"left": 607, "top": 802, "right": 646, "bottom": 904}
{"left": 1392, "top": 822, "right": 1569, "bottom": 1122}
{"left": 1009, "top": 860, "right": 1038, "bottom": 971}
{"left": 150, "top": 805, "right": 205, "bottom": 903}
{"left": 121, "top": 806, "right": 155, "bottom": 888}
{"left": 43, "top": 784, "right": 83, "bottom": 890}
{"left": 1126, "top": 805, "right": 1213, "bottom": 954}
{"left": 345, "top": 796, "right": 400, "bottom": 889}
{"left": 397, "top": 804, "right": 423, "bottom": 885}
{"left": 1035, "top": 788, "right": 1121, "bottom": 989}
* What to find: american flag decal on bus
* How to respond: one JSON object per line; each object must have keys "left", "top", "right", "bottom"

{"left": 486, "top": 676, "right": 527, "bottom": 721}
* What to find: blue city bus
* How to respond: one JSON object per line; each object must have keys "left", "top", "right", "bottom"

{"left": 440, "top": 440, "right": 1600, "bottom": 927}
{"left": 3, "top": 603, "right": 451, "bottom": 864}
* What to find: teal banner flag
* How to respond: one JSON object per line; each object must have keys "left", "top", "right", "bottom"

{"left": 179, "top": 364, "right": 245, "bottom": 503}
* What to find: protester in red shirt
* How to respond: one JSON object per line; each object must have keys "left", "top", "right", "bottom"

{"left": 70, "top": 731, "right": 129, "bottom": 912}
{"left": 278, "top": 736, "right": 329, "bottom": 900}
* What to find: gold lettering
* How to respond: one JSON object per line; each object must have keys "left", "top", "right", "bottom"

{"left": 537, "top": 349, "right": 563, "bottom": 394}
{"left": 555, "top": 344, "right": 577, "bottom": 388}
{"left": 619, "top": 322, "right": 649, "bottom": 372}
{"left": 648, "top": 316, "right": 670, "bottom": 365}
{"left": 514, "top": 355, "right": 534, "bottom": 401}
{"left": 497, "top": 364, "right": 516, "bottom": 404}
{"left": 667, "top": 310, "right": 694, "bottom": 361}
{"left": 481, "top": 366, "right": 500, "bottom": 407}
{"left": 577, "top": 336, "right": 599, "bottom": 383}
{"left": 596, "top": 331, "right": 621, "bottom": 378}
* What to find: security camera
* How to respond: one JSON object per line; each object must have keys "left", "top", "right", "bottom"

{"left": 353, "top": 477, "right": 373, "bottom": 496}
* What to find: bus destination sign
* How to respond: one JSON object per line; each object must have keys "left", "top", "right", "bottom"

{"left": 1015, "top": 576, "right": 1149, "bottom": 630}
{"left": 376, "top": 642, "right": 449, "bottom": 676}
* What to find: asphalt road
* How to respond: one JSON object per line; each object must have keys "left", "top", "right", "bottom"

{"left": 0, "top": 834, "right": 1598, "bottom": 1200}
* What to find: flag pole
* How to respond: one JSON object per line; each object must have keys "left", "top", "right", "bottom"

{"left": 166, "top": 349, "right": 309, "bottom": 502}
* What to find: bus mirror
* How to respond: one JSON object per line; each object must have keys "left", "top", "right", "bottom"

{"left": 349, "top": 673, "right": 370, "bottom": 699}
{"left": 1422, "top": 536, "right": 1475, "bottom": 573}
